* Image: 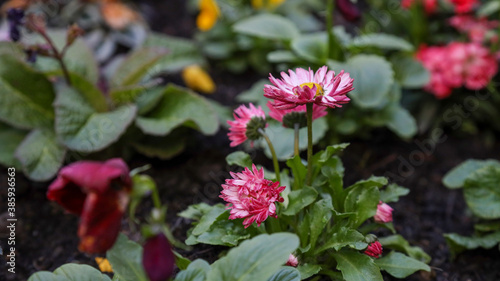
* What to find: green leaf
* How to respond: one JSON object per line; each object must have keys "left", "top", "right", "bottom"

{"left": 135, "top": 87, "right": 166, "bottom": 115}
{"left": 391, "top": 56, "right": 430, "bottom": 89}
{"left": 174, "top": 251, "right": 192, "bottom": 271}
{"left": 15, "top": 129, "right": 66, "bottom": 181}
{"left": 226, "top": 151, "right": 253, "bottom": 168}
{"left": 191, "top": 204, "right": 227, "bottom": 236}
{"left": 478, "top": 1, "right": 500, "bottom": 16}
{"left": 191, "top": 215, "right": 251, "bottom": 247}
{"left": 318, "top": 143, "right": 350, "bottom": 163}
{"left": 0, "top": 42, "right": 24, "bottom": 57}
{"left": 463, "top": 165, "right": 500, "bottom": 219}
{"left": 54, "top": 84, "right": 137, "bottom": 153}
{"left": 0, "top": 124, "right": 26, "bottom": 168}
{"left": 378, "top": 235, "right": 431, "bottom": 263}
{"left": 445, "top": 231, "right": 500, "bottom": 257}
{"left": 136, "top": 84, "right": 218, "bottom": 136}
{"left": 386, "top": 105, "right": 417, "bottom": 139}
{"left": 291, "top": 33, "right": 328, "bottom": 63}
{"left": 233, "top": 14, "right": 300, "bottom": 41}
{"left": 131, "top": 134, "right": 186, "bottom": 160}
{"left": 28, "top": 263, "right": 112, "bottom": 281}
{"left": 375, "top": 252, "right": 430, "bottom": 278}
{"left": 175, "top": 259, "right": 211, "bottom": 281}
{"left": 308, "top": 199, "right": 333, "bottom": 251}
{"left": 178, "top": 203, "right": 213, "bottom": 221}
{"left": 207, "top": 233, "right": 300, "bottom": 281}
{"left": 267, "top": 50, "right": 299, "bottom": 63}
{"left": 143, "top": 33, "right": 205, "bottom": 74}
{"left": 236, "top": 80, "right": 269, "bottom": 108}
{"left": 296, "top": 264, "right": 321, "bottom": 280}
{"left": 380, "top": 184, "right": 409, "bottom": 203}
{"left": 351, "top": 34, "right": 413, "bottom": 51}
{"left": 316, "top": 227, "right": 367, "bottom": 254}
{"left": 110, "top": 48, "right": 167, "bottom": 87}
{"left": 286, "top": 155, "right": 307, "bottom": 190}
{"left": 28, "top": 30, "right": 99, "bottom": 83}
{"left": 258, "top": 118, "right": 328, "bottom": 160}
{"left": 344, "top": 184, "right": 380, "bottom": 227}
{"left": 283, "top": 186, "right": 318, "bottom": 216}
{"left": 66, "top": 72, "right": 108, "bottom": 113}
{"left": 106, "top": 234, "right": 148, "bottom": 281}
{"left": 0, "top": 55, "right": 55, "bottom": 129}
{"left": 329, "top": 55, "right": 394, "bottom": 109}
{"left": 333, "top": 250, "right": 384, "bottom": 281}
{"left": 267, "top": 267, "right": 301, "bottom": 281}
{"left": 443, "top": 159, "right": 500, "bottom": 189}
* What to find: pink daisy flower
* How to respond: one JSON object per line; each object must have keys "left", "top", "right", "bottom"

{"left": 374, "top": 201, "right": 393, "bottom": 223}
{"left": 220, "top": 164, "right": 285, "bottom": 228}
{"left": 364, "top": 241, "right": 383, "bottom": 258}
{"left": 227, "top": 103, "right": 266, "bottom": 147}
{"left": 263, "top": 66, "right": 354, "bottom": 110}
{"left": 267, "top": 100, "right": 327, "bottom": 128}
{"left": 449, "top": 0, "right": 478, "bottom": 14}
{"left": 449, "top": 15, "right": 499, "bottom": 43}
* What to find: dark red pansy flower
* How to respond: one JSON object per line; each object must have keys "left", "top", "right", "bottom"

{"left": 142, "top": 233, "right": 175, "bottom": 281}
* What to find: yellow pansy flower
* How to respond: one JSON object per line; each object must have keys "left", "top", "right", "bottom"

{"left": 182, "top": 65, "right": 216, "bottom": 94}
{"left": 251, "top": 0, "right": 286, "bottom": 10}
{"left": 95, "top": 257, "right": 113, "bottom": 273}
{"left": 197, "top": 0, "right": 220, "bottom": 31}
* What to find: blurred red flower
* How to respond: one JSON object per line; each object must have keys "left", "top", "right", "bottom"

{"left": 142, "top": 233, "right": 175, "bottom": 281}
{"left": 47, "top": 158, "right": 132, "bottom": 254}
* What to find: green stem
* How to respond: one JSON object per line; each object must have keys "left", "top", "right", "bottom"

{"left": 151, "top": 187, "right": 162, "bottom": 209}
{"left": 326, "top": 0, "right": 335, "bottom": 59}
{"left": 294, "top": 123, "right": 300, "bottom": 157}
{"left": 39, "top": 31, "right": 72, "bottom": 86}
{"left": 259, "top": 128, "right": 281, "bottom": 183}
{"left": 306, "top": 103, "right": 313, "bottom": 186}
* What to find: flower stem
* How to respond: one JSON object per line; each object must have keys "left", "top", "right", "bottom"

{"left": 294, "top": 123, "right": 300, "bottom": 157}
{"left": 259, "top": 129, "right": 281, "bottom": 183}
{"left": 306, "top": 103, "right": 313, "bottom": 186}
{"left": 151, "top": 187, "right": 162, "bottom": 209}
{"left": 326, "top": 0, "right": 336, "bottom": 59}
{"left": 39, "top": 31, "right": 72, "bottom": 85}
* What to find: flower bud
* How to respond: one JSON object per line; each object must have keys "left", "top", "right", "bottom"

{"left": 364, "top": 241, "right": 383, "bottom": 258}
{"left": 286, "top": 254, "right": 298, "bottom": 267}
{"left": 66, "top": 24, "right": 84, "bottom": 47}
{"left": 142, "top": 233, "right": 175, "bottom": 281}
{"left": 374, "top": 201, "right": 393, "bottom": 223}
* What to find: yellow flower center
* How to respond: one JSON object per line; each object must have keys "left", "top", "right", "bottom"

{"left": 300, "top": 82, "right": 324, "bottom": 96}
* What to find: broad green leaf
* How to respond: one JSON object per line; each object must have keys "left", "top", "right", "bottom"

{"left": 143, "top": 33, "right": 205, "bottom": 74}
{"left": 391, "top": 56, "right": 429, "bottom": 89}
{"left": 132, "top": 134, "right": 186, "bottom": 160}
{"left": 318, "top": 143, "right": 350, "bottom": 163}
{"left": 378, "top": 235, "right": 431, "bottom": 263}
{"left": 286, "top": 155, "right": 307, "bottom": 190}
{"left": 66, "top": 72, "right": 108, "bottom": 112}
{"left": 463, "top": 165, "right": 500, "bottom": 219}
{"left": 175, "top": 259, "right": 211, "bottom": 281}
{"left": 207, "top": 233, "right": 299, "bottom": 281}
{"left": 267, "top": 267, "right": 301, "bottom": 281}
{"left": 443, "top": 159, "right": 500, "bottom": 189}
{"left": 54, "top": 84, "right": 137, "bottom": 152}
{"left": 380, "top": 184, "right": 409, "bottom": 203}
{"left": 329, "top": 55, "right": 394, "bottom": 109}
{"left": 233, "top": 14, "right": 300, "bottom": 41}
{"left": 344, "top": 185, "right": 380, "bottom": 227}
{"left": 136, "top": 84, "right": 218, "bottom": 136}
{"left": 375, "top": 252, "right": 430, "bottom": 278}
{"left": 297, "top": 264, "right": 321, "bottom": 280}
{"left": 267, "top": 50, "right": 299, "bottom": 63}
{"left": 351, "top": 34, "right": 413, "bottom": 51}
{"left": 15, "top": 129, "right": 66, "bottom": 181}
{"left": 258, "top": 118, "right": 327, "bottom": 160}
{"left": 291, "top": 33, "right": 328, "bottom": 63}
{"left": 106, "top": 234, "right": 148, "bottom": 281}
{"left": 178, "top": 203, "right": 213, "bottom": 220}
{"left": 192, "top": 204, "right": 227, "bottom": 236}
{"left": 174, "top": 251, "right": 192, "bottom": 270}
{"left": 316, "top": 227, "right": 367, "bottom": 254}
{"left": 474, "top": 221, "right": 500, "bottom": 233}
{"left": 283, "top": 186, "right": 318, "bottom": 216}
{"left": 191, "top": 214, "right": 251, "bottom": 247}
{"left": 135, "top": 87, "right": 165, "bottom": 115}
{"left": 445, "top": 231, "right": 500, "bottom": 257}
{"left": 110, "top": 48, "right": 167, "bottom": 87}
{"left": 0, "top": 124, "right": 26, "bottom": 168}
{"left": 478, "top": 1, "right": 500, "bottom": 16}
{"left": 226, "top": 151, "right": 253, "bottom": 168}
{"left": 333, "top": 250, "right": 383, "bottom": 281}
{"left": 0, "top": 42, "right": 24, "bottom": 56}
{"left": 28, "top": 264, "right": 112, "bottom": 281}
{"left": 308, "top": 199, "right": 333, "bottom": 251}
{"left": 0, "top": 55, "right": 55, "bottom": 129}
{"left": 386, "top": 105, "right": 417, "bottom": 139}
{"left": 28, "top": 30, "right": 99, "bottom": 83}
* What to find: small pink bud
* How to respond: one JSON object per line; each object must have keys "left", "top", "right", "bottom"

{"left": 286, "top": 254, "right": 298, "bottom": 267}
{"left": 364, "top": 241, "right": 383, "bottom": 258}
{"left": 374, "top": 201, "right": 393, "bottom": 223}
{"left": 142, "top": 233, "right": 175, "bottom": 281}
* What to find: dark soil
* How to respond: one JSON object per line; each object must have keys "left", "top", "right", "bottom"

{"left": 2, "top": 0, "right": 500, "bottom": 281}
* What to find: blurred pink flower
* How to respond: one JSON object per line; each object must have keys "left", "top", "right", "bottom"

{"left": 337, "top": 0, "right": 361, "bottom": 22}
{"left": 449, "top": 15, "right": 499, "bottom": 43}
{"left": 416, "top": 42, "right": 498, "bottom": 98}
{"left": 227, "top": 103, "right": 266, "bottom": 147}
{"left": 401, "top": 0, "right": 438, "bottom": 14}
{"left": 267, "top": 100, "right": 327, "bottom": 128}
{"left": 374, "top": 201, "right": 393, "bottom": 223}
{"left": 220, "top": 164, "right": 285, "bottom": 228}
{"left": 263, "top": 66, "right": 353, "bottom": 110}
{"left": 449, "top": 0, "right": 478, "bottom": 14}
{"left": 47, "top": 158, "right": 132, "bottom": 254}
{"left": 364, "top": 241, "right": 383, "bottom": 258}
{"left": 142, "top": 233, "right": 175, "bottom": 281}
{"left": 286, "top": 254, "right": 299, "bottom": 267}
